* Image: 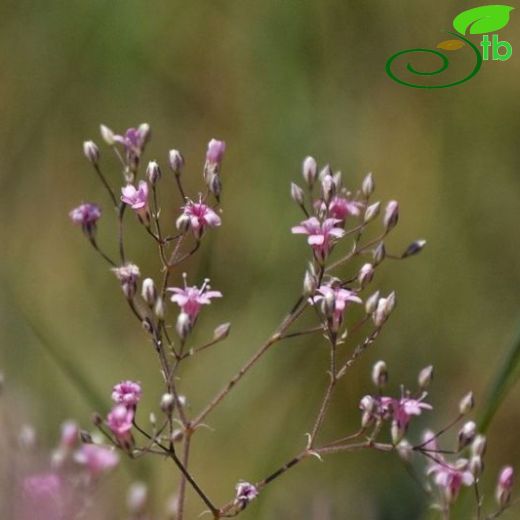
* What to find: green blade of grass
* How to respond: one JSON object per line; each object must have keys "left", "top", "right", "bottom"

{"left": 479, "top": 320, "right": 520, "bottom": 432}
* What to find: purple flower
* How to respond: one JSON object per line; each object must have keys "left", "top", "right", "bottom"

{"left": 428, "top": 461, "right": 474, "bottom": 504}
{"left": 393, "top": 394, "right": 433, "bottom": 430}
{"left": 112, "top": 263, "right": 140, "bottom": 299}
{"left": 312, "top": 283, "right": 362, "bottom": 330}
{"left": 168, "top": 276, "right": 222, "bottom": 323}
{"left": 69, "top": 203, "right": 101, "bottom": 235}
{"left": 496, "top": 466, "right": 514, "bottom": 508}
{"left": 107, "top": 404, "right": 134, "bottom": 442}
{"left": 74, "top": 444, "right": 119, "bottom": 478}
{"left": 121, "top": 181, "right": 149, "bottom": 219}
{"left": 206, "top": 139, "right": 226, "bottom": 165}
{"left": 177, "top": 198, "right": 221, "bottom": 239}
{"left": 114, "top": 126, "right": 148, "bottom": 155}
{"left": 328, "top": 196, "right": 362, "bottom": 221}
{"left": 234, "top": 481, "right": 258, "bottom": 507}
{"left": 291, "top": 217, "right": 345, "bottom": 262}
{"left": 112, "top": 380, "right": 142, "bottom": 408}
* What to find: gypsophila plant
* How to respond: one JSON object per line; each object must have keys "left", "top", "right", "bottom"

{"left": 17, "top": 121, "right": 509, "bottom": 519}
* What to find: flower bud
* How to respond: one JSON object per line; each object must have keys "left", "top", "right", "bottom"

{"left": 365, "top": 291, "right": 380, "bottom": 314}
{"left": 391, "top": 420, "right": 405, "bottom": 444}
{"left": 168, "top": 149, "right": 184, "bottom": 175}
{"left": 384, "top": 291, "right": 396, "bottom": 316}
{"left": 362, "top": 172, "right": 375, "bottom": 197}
{"left": 79, "top": 430, "right": 93, "bottom": 444}
{"left": 359, "top": 395, "right": 375, "bottom": 413}
{"left": 459, "top": 392, "right": 475, "bottom": 415}
{"left": 373, "top": 298, "right": 387, "bottom": 327}
{"left": 127, "top": 481, "right": 148, "bottom": 515}
{"left": 100, "top": 124, "right": 115, "bottom": 145}
{"left": 402, "top": 239, "right": 427, "bottom": 258}
{"left": 302, "top": 156, "right": 318, "bottom": 187}
{"left": 318, "top": 164, "right": 332, "bottom": 182}
{"left": 358, "top": 263, "right": 374, "bottom": 288}
{"left": 418, "top": 365, "right": 434, "bottom": 390}
{"left": 458, "top": 421, "right": 477, "bottom": 450}
{"left": 471, "top": 435, "right": 487, "bottom": 457}
{"left": 138, "top": 123, "right": 151, "bottom": 146}
{"left": 176, "top": 312, "right": 191, "bottom": 340}
{"left": 372, "top": 361, "right": 388, "bottom": 389}
{"left": 373, "top": 242, "right": 386, "bottom": 265}
{"left": 171, "top": 429, "right": 184, "bottom": 443}
{"left": 154, "top": 297, "right": 165, "bottom": 320}
{"left": 176, "top": 213, "right": 191, "bottom": 232}
{"left": 496, "top": 466, "right": 514, "bottom": 508}
{"left": 146, "top": 161, "right": 161, "bottom": 185}
{"left": 213, "top": 322, "right": 231, "bottom": 341}
{"left": 141, "top": 278, "right": 157, "bottom": 306}
{"left": 112, "top": 264, "right": 140, "bottom": 300}
{"left": 320, "top": 174, "right": 335, "bottom": 204}
{"left": 83, "top": 140, "right": 100, "bottom": 164}
{"left": 470, "top": 455, "right": 484, "bottom": 478}
{"left": 60, "top": 421, "right": 79, "bottom": 449}
{"left": 397, "top": 439, "right": 412, "bottom": 461}
{"left": 160, "top": 393, "right": 175, "bottom": 414}
{"left": 208, "top": 173, "right": 222, "bottom": 200}
{"left": 290, "top": 182, "right": 305, "bottom": 206}
{"left": 303, "top": 266, "right": 318, "bottom": 296}
{"left": 383, "top": 200, "right": 399, "bottom": 231}
{"left": 321, "top": 290, "right": 336, "bottom": 318}
{"left": 364, "top": 201, "right": 381, "bottom": 223}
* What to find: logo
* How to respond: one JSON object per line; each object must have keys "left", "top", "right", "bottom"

{"left": 386, "top": 5, "right": 514, "bottom": 88}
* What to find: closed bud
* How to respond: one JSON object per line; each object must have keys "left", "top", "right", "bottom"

{"left": 384, "top": 291, "right": 396, "bottom": 316}
{"left": 154, "top": 297, "right": 165, "bottom": 320}
{"left": 91, "top": 413, "right": 103, "bottom": 427}
{"left": 176, "top": 312, "right": 191, "bottom": 340}
{"left": 168, "top": 149, "right": 184, "bottom": 175}
{"left": 303, "top": 266, "right": 318, "bottom": 296}
{"left": 372, "top": 360, "right": 388, "bottom": 389}
{"left": 496, "top": 466, "right": 514, "bottom": 509}
{"left": 358, "top": 263, "right": 374, "bottom": 288}
{"left": 138, "top": 123, "right": 151, "bottom": 146}
{"left": 171, "top": 429, "right": 184, "bottom": 443}
{"left": 290, "top": 182, "right": 305, "bottom": 206}
{"left": 359, "top": 395, "right": 375, "bottom": 413}
{"left": 397, "top": 439, "right": 412, "bottom": 461}
{"left": 472, "top": 435, "right": 487, "bottom": 457}
{"left": 332, "top": 171, "right": 342, "bottom": 190}
{"left": 320, "top": 174, "right": 335, "bottom": 204}
{"left": 141, "top": 278, "right": 157, "bottom": 306}
{"left": 459, "top": 392, "right": 475, "bottom": 415}
{"left": 373, "top": 242, "right": 386, "bottom": 265}
{"left": 100, "top": 124, "right": 115, "bottom": 145}
{"left": 146, "top": 161, "right": 161, "bottom": 185}
{"left": 458, "top": 421, "right": 477, "bottom": 450}
{"left": 470, "top": 455, "right": 484, "bottom": 478}
{"left": 365, "top": 291, "right": 380, "bottom": 314}
{"left": 321, "top": 290, "right": 336, "bottom": 318}
{"left": 418, "top": 365, "right": 434, "bottom": 389}
{"left": 209, "top": 173, "right": 222, "bottom": 200}
{"left": 383, "top": 200, "right": 399, "bottom": 231}
{"left": 127, "top": 482, "right": 148, "bottom": 515}
{"left": 373, "top": 297, "right": 388, "bottom": 327}
{"left": 391, "top": 420, "right": 405, "bottom": 444}
{"left": 160, "top": 393, "right": 175, "bottom": 414}
{"left": 362, "top": 172, "right": 375, "bottom": 197}
{"left": 79, "top": 430, "right": 93, "bottom": 444}
{"left": 318, "top": 164, "right": 332, "bottom": 182}
{"left": 176, "top": 213, "right": 191, "bottom": 232}
{"left": 213, "top": 322, "right": 231, "bottom": 341}
{"left": 302, "top": 156, "right": 318, "bottom": 187}
{"left": 402, "top": 239, "right": 427, "bottom": 258}
{"left": 364, "top": 201, "right": 381, "bottom": 223}
{"left": 83, "top": 140, "right": 100, "bottom": 164}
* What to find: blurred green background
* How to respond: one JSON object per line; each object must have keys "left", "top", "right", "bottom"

{"left": 1, "top": 1, "right": 520, "bottom": 518}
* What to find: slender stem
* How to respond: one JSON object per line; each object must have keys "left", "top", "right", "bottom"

{"left": 177, "top": 431, "right": 192, "bottom": 520}
{"left": 117, "top": 203, "right": 126, "bottom": 263}
{"left": 93, "top": 163, "right": 118, "bottom": 207}
{"left": 88, "top": 236, "right": 117, "bottom": 266}
{"left": 192, "top": 297, "right": 307, "bottom": 428}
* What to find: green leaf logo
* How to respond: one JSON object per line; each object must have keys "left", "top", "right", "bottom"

{"left": 453, "top": 5, "right": 514, "bottom": 35}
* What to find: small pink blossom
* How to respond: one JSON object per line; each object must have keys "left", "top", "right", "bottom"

{"left": 291, "top": 217, "right": 345, "bottom": 261}
{"left": 112, "top": 263, "right": 140, "bottom": 299}
{"left": 429, "top": 461, "right": 474, "bottom": 504}
{"left": 74, "top": 444, "right": 119, "bottom": 478}
{"left": 393, "top": 394, "right": 433, "bottom": 429}
{"left": 107, "top": 404, "right": 134, "bottom": 442}
{"left": 328, "top": 196, "right": 362, "bottom": 220}
{"left": 178, "top": 198, "right": 221, "bottom": 239}
{"left": 59, "top": 420, "right": 79, "bottom": 449}
{"left": 22, "top": 472, "right": 64, "bottom": 518}
{"left": 168, "top": 276, "right": 222, "bottom": 323}
{"left": 69, "top": 203, "right": 101, "bottom": 234}
{"left": 312, "top": 283, "right": 362, "bottom": 329}
{"left": 496, "top": 465, "right": 514, "bottom": 507}
{"left": 206, "top": 139, "right": 226, "bottom": 165}
{"left": 235, "top": 481, "right": 258, "bottom": 506}
{"left": 112, "top": 380, "right": 142, "bottom": 408}
{"left": 114, "top": 126, "right": 148, "bottom": 155}
{"left": 121, "top": 181, "right": 149, "bottom": 218}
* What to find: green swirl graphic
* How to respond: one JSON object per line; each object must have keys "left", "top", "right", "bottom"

{"left": 385, "top": 32, "right": 482, "bottom": 89}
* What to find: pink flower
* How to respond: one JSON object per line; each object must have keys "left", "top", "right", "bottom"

{"left": 177, "top": 198, "right": 221, "bottom": 239}
{"left": 328, "top": 196, "right": 362, "bottom": 221}
{"left": 393, "top": 395, "right": 433, "bottom": 429}
{"left": 121, "top": 181, "right": 149, "bottom": 218}
{"left": 312, "top": 283, "right": 362, "bottom": 329}
{"left": 59, "top": 421, "right": 79, "bottom": 449}
{"left": 114, "top": 126, "right": 148, "bottom": 155}
{"left": 206, "top": 139, "right": 226, "bottom": 165}
{"left": 291, "top": 217, "right": 345, "bottom": 262}
{"left": 429, "top": 461, "right": 474, "bottom": 504}
{"left": 112, "top": 380, "right": 142, "bottom": 408}
{"left": 496, "top": 466, "right": 514, "bottom": 507}
{"left": 69, "top": 203, "right": 101, "bottom": 235}
{"left": 74, "top": 444, "right": 119, "bottom": 478}
{"left": 112, "top": 263, "right": 140, "bottom": 299}
{"left": 235, "top": 481, "right": 258, "bottom": 506}
{"left": 168, "top": 276, "right": 222, "bottom": 323}
{"left": 107, "top": 404, "right": 134, "bottom": 442}
{"left": 22, "top": 472, "right": 64, "bottom": 519}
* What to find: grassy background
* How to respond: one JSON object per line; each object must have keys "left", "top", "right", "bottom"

{"left": 1, "top": 1, "right": 520, "bottom": 518}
